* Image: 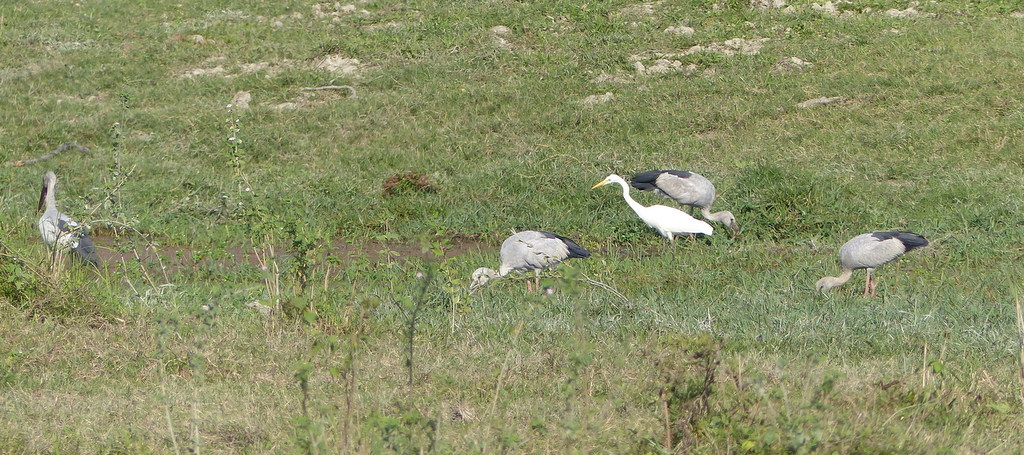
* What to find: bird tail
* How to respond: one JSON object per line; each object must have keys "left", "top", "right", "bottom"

{"left": 629, "top": 170, "right": 662, "bottom": 191}
{"left": 561, "top": 237, "right": 590, "bottom": 259}
{"left": 894, "top": 231, "right": 928, "bottom": 252}
{"left": 73, "top": 235, "right": 101, "bottom": 266}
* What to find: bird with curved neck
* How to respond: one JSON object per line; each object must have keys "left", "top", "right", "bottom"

{"left": 816, "top": 231, "right": 928, "bottom": 297}
{"left": 37, "top": 171, "right": 100, "bottom": 266}
{"left": 592, "top": 174, "right": 713, "bottom": 244}
{"left": 471, "top": 230, "right": 590, "bottom": 293}
{"left": 630, "top": 170, "right": 740, "bottom": 235}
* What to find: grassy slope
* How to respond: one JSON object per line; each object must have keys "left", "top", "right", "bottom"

{"left": 1, "top": 0, "right": 1023, "bottom": 453}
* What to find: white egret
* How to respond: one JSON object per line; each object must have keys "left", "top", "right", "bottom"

{"left": 815, "top": 231, "right": 928, "bottom": 297}
{"left": 592, "top": 174, "right": 713, "bottom": 243}
{"left": 471, "top": 230, "right": 590, "bottom": 293}
{"left": 37, "top": 171, "right": 100, "bottom": 266}
{"left": 630, "top": 170, "right": 740, "bottom": 235}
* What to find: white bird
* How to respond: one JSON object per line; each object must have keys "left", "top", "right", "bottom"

{"left": 592, "top": 174, "right": 713, "bottom": 244}
{"left": 37, "top": 171, "right": 100, "bottom": 266}
{"left": 630, "top": 170, "right": 740, "bottom": 235}
{"left": 471, "top": 230, "right": 590, "bottom": 293}
{"left": 815, "top": 231, "right": 928, "bottom": 297}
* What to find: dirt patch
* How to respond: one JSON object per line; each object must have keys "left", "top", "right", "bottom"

{"left": 382, "top": 171, "right": 436, "bottom": 195}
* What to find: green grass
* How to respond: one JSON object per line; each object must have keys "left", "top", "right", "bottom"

{"left": 2, "top": 0, "right": 1024, "bottom": 452}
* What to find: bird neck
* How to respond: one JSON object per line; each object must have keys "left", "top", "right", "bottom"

{"left": 45, "top": 182, "right": 57, "bottom": 211}
{"left": 825, "top": 269, "right": 854, "bottom": 288}
{"left": 700, "top": 207, "right": 716, "bottom": 220}
{"left": 616, "top": 182, "right": 646, "bottom": 215}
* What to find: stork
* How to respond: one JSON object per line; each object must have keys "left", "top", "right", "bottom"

{"left": 37, "top": 171, "right": 100, "bottom": 266}
{"left": 471, "top": 230, "right": 590, "bottom": 293}
{"left": 815, "top": 231, "right": 928, "bottom": 297}
{"left": 630, "top": 170, "right": 740, "bottom": 235}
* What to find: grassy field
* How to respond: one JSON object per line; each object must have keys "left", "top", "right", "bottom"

{"left": 2, "top": 0, "right": 1024, "bottom": 452}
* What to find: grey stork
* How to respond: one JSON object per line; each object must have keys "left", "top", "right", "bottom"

{"left": 471, "top": 230, "right": 590, "bottom": 292}
{"left": 815, "top": 231, "right": 928, "bottom": 297}
{"left": 37, "top": 171, "right": 100, "bottom": 266}
{"left": 629, "top": 170, "right": 740, "bottom": 235}
{"left": 592, "top": 174, "right": 713, "bottom": 244}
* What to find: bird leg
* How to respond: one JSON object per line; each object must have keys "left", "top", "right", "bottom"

{"left": 869, "top": 274, "right": 878, "bottom": 298}
{"left": 863, "top": 271, "right": 871, "bottom": 298}
{"left": 526, "top": 278, "right": 533, "bottom": 293}
{"left": 534, "top": 270, "right": 541, "bottom": 294}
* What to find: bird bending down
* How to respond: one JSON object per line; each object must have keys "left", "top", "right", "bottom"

{"left": 471, "top": 230, "right": 590, "bottom": 293}
{"left": 630, "top": 170, "right": 740, "bottom": 235}
{"left": 815, "top": 231, "right": 928, "bottom": 297}
{"left": 592, "top": 174, "right": 713, "bottom": 244}
{"left": 37, "top": 171, "right": 100, "bottom": 266}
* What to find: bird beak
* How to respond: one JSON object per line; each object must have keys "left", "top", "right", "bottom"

{"left": 591, "top": 179, "right": 610, "bottom": 189}
{"left": 37, "top": 184, "right": 46, "bottom": 213}
{"left": 729, "top": 224, "right": 741, "bottom": 236}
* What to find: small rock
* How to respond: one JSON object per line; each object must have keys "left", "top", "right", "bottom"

{"left": 490, "top": 25, "right": 511, "bottom": 35}
{"left": 811, "top": 1, "right": 839, "bottom": 15}
{"left": 773, "top": 56, "right": 812, "bottom": 71}
{"left": 187, "top": 34, "right": 207, "bottom": 44}
{"left": 581, "top": 92, "right": 615, "bottom": 105}
{"left": 750, "top": 0, "right": 786, "bottom": 8}
{"left": 316, "top": 55, "right": 361, "bottom": 75}
{"left": 232, "top": 91, "right": 252, "bottom": 110}
{"left": 1012, "top": 11, "right": 1024, "bottom": 18}
{"left": 796, "top": 96, "right": 843, "bottom": 108}
{"left": 664, "top": 24, "right": 695, "bottom": 36}
{"left": 245, "top": 301, "right": 276, "bottom": 317}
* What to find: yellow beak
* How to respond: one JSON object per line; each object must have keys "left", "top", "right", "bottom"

{"left": 591, "top": 179, "right": 610, "bottom": 189}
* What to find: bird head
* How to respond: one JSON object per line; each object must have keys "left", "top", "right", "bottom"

{"left": 469, "top": 267, "right": 499, "bottom": 293}
{"left": 720, "top": 211, "right": 740, "bottom": 236}
{"left": 591, "top": 174, "right": 624, "bottom": 189}
{"left": 814, "top": 277, "right": 835, "bottom": 294}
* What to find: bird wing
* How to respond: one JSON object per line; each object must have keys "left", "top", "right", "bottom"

{"left": 653, "top": 171, "right": 715, "bottom": 208}
{"left": 501, "top": 232, "right": 572, "bottom": 272}
{"left": 840, "top": 234, "right": 907, "bottom": 269}
{"left": 535, "top": 231, "right": 590, "bottom": 259}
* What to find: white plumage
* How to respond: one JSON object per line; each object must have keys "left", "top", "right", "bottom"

{"left": 592, "top": 174, "right": 713, "bottom": 243}
{"left": 815, "top": 231, "right": 928, "bottom": 297}
{"left": 630, "top": 170, "right": 740, "bottom": 235}
{"left": 471, "top": 230, "right": 590, "bottom": 292}
{"left": 37, "top": 171, "right": 100, "bottom": 266}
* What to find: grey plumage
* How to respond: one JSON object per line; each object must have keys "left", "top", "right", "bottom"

{"left": 37, "top": 171, "right": 100, "bottom": 266}
{"left": 630, "top": 170, "right": 739, "bottom": 234}
{"left": 471, "top": 230, "right": 590, "bottom": 292}
{"left": 816, "top": 230, "right": 928, "bottom": 296}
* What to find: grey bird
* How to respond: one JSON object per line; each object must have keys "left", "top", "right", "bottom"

{"left": 37, "top": 171, "right": 100, "bottom": 266}
{"left": 630, "top": 170, "right": 740, "bottom": 235}
{"left": 471, "top": 230, "right": 590, "bottom": 293}
{"left": 815, "top": 231, "right": 928, "bottom": 297}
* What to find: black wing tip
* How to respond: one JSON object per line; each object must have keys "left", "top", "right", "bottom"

{"left": 74, "top": 236, "right": 102, "bottom": 267}
{"left": 630, "top": 170, "right": 661, "bottom": 190}
{"left": 872, "top": 230, "right": 929, "bottom": 250}
{"left": 535, "top": 231, "right": 591, "bottom": 259}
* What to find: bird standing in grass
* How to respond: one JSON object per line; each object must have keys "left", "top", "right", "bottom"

{"left": 630, "top": 170, "right": 740, "bottom": 235}
{"left": 471, "top": 230, "right": 590, "bottom": 293}
{"left": 592, "top": 174, "right": 713, "bottom": 244}
{"left": 37, "top": 171, "right": 100, "bottom": 266}
{"left": 815, "top": 231, "right": 928, "bottom": 297}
